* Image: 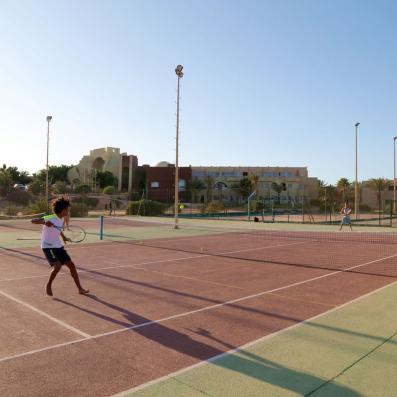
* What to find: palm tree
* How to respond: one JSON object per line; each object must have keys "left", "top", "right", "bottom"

{"left": 0, "top": 164, "right": 14, "bottom": 197}
{"left": 366, "top": 178, "right": 389, "bottom": 211}
{"left": 203, "top": 175, "right": 215, "bottom": 203}
{"left": 336, "top": 178, "right": 351, "bottom": 203}
{"left": 271, "top": 182, "right": 286, "bottom": 204}
{"left": 249, "top": 173, "right": 260, "bottom": 194}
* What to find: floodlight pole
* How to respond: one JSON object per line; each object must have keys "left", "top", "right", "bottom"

{"left": 174, "top": 65, "right": 184, "bottom": 229}
{"left": 354, "top": 122, "right": 360, "bottom": 220}
{"left": 393, "top": 136, "right": 397, "bottom": 214}
{"left": 46, "top": 116, "right": 52, "bottom": 212}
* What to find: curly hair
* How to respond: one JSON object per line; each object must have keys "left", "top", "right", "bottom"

{"left": 52, "top": 196, "right": 71, "bottom": 215}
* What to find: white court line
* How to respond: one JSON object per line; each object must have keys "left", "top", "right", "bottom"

{"left": 0, "top": 250, "right": 396, "bottom": 364}
{"left": 0, "top": 240, "right": 306, "bottom": 283}
{"left": 112, "top": 279, "right": 397, "bottom": 397}
{"left": 0, "top": 289, "right": 90, "bottom": 338}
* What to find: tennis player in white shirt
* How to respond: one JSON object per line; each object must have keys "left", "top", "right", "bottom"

{"left": 31, "top": 196, "right": 89, "bottom": 296}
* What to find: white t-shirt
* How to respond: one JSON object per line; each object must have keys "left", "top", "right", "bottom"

{"left": 41, "top": 215, "right": 64, "bottom": 249}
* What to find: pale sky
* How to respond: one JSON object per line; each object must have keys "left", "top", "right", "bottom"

{"left": 0, "top": 0, "right": 396, "bottom": 184}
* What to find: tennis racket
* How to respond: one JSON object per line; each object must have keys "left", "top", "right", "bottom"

{"left": 62, "top": 226, "right": 86, "bottom": 243}
{"left": 48, "top": 223, "right": 86, "bottom": 243}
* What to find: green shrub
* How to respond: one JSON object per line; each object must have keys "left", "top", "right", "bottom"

{"left": 5, "top": 206, "right": 18, "bottom": 216}
{"left": 251, "top": 200, "right": 265, "bottom": 212}
{"left": 31, "top": 199, "right": 48, "bottom": 214}
{"left": 201, "top": 201, "right": 225, "bottom": 214}
{"left": 70, "top": 203, "right": 88, "bottom": 217}
{"left": 127, "top": 200, "right": 166, "bottom": 216}
{"left": 72, "top": 196, "right": 99, "bottom": 209}
{"left": 128, "top": 192, "right": 143, "bottom": 201}
{"left": 52, "top": 181, "right": 71, "bottom": 194}
{"left": 28, "top": 180, "right": 45, "bottom": 195}
{"left": 74, "top": 184, "right": 91, "bottom": 194}
{"left": 7, "top": 189, "right": 32, "bottom": 206}
{"left": 103, "top": 186, "right": 115, "bottom": 195}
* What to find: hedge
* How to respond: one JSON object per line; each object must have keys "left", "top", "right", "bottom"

{"left": 127, "top": 200, "right": 166, "bottom": 216}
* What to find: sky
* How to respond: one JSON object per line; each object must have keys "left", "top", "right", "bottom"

{"left": 0, "top": 0, "right": 396, "bottom": 184}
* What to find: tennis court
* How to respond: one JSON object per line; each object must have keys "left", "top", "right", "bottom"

{"left": 0, "top": 216, "right": 396, "bottom": 396}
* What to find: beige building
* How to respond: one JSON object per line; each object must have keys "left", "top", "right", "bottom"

{"left": 191, "top": 166, "right": 319, "bottom": 204}
{"left": 68, "top": 147, "right": 137, "bottom": 191}
{"left": 360, "top": 182, "right": 394, "bottom": 210}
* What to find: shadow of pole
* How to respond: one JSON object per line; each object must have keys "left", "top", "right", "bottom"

{"left": 54, "top": 295, "right": 361, "bottom": 396}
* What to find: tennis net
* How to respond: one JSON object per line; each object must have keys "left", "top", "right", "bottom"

{"left": 98, "top": 216, "right": 397, "bottom": 278}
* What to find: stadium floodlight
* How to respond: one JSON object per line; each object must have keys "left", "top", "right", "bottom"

{"left": 394, "top": 137, "right": 397, "bottom": 213}
{"left": 46, "top": 115, "right": 53, "bottom": 212}
{"left": 174, "top": 65, "right": 184, "bottom": 229}
{"left": 175, "top": 65, "right": 184, "bottom": 78}
{"left": 354, "top": 122, "right": 360, "bottom": 220}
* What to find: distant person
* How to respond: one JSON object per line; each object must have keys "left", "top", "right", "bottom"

{"left": 31, "top": 196, "right": 89, "bottom": 296}
{"left": 339, "top": 202, "right": 352, "bottom": 231}
{"left": 109, "top": 200, "right": 114, "bottom": 216}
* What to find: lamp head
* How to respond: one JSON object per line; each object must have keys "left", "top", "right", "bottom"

{"left": 355, "top": 122, "right": 360, "bottom": 127}
{"left": 46, "top": 116, "right": 52, "bottom": 122}
{"left": 175, "top": 65, "right": 184, "bottom": 77}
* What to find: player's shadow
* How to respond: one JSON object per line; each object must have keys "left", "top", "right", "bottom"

{"left": 72, "top": 267, "right": 397, "bottom": 349}
{"left": 55, "top": 295, "right": 360, "bottom": 396}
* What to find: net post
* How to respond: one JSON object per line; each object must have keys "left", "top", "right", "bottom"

{"left": 100, "top": 215, "right": 104, "bottom": 240}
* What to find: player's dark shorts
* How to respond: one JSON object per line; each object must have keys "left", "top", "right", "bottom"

{"left": 42, "top": 248, "right": 71, "bottom": 266}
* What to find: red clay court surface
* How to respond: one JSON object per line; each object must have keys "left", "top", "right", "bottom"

{"left": 0, "top": 230, "right": 397, "bottom": 396}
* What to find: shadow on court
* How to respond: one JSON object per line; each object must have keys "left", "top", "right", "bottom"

{"left": 54, "top": 294, "right": 361, "bottom": 396}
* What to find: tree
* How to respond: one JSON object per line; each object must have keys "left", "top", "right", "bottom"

{"left": 35, "top": 165, "right": 73, "bottom": 184}
{"left": 0, "top": 164, "right": 14, "bottom": 197}
{"left": 234, "top": 178, "right": 252, "bottom": 201}
{"left": 2, "top": 166, "right": 32, "bottom": 185}
{"left": 103, "top": 186, "right": 115, "bottom": 195}
{"left": 17, "top": 170, "right": 32, "bottom": 185}
{"left": 28, "top": 179, "right": 45, "bottom": 195}
{"left": 366, "top": 178, "right": 389, "bottom": 210}
{"left": 271, "top": 182, "right": 286, "bottom": 204}
{"left": 249, "top": 173, "right": 260, "bottom": 193}
{"left": 96, "top": 171, "right": 118, "bottom": 189}
{"left": 336, "top": 178, "right": 351, "bottom": 203}
{"left": 203, "top": 175, "right": 215, "bottom": 203}
{"left": 52, "top": 181, "right": 70, "bottom": 195}
{"left": 189, "top": 179, "right": 206, "bottom": 203}
{"left": 74, "top": 184, "right": 91, "bottom": 194}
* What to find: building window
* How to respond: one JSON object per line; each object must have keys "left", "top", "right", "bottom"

{"left": 179, "top": 180, "right": 186, "bottom": 190}
{"left": 222, "top": 172, "right": 242, "bottom": 177}
{"left": 151, "top": 181, "right": 159, "bottom": 188}
{"left": 243, "top": 172, "right": 248, "bottom": 177}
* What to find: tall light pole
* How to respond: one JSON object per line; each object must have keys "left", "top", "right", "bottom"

{"left": 174, "top": 65, "right": 184, "bottom": 229}
{"left": 46, "top": 116, "right": 52, "bottom": 212}
{"left": 393, "top": 136, "right": 397, "bottom": 214}
{"left": 354, "top": 122, "right": 360, "bottom": 220}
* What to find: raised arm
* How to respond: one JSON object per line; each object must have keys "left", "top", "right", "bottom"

{"left": 31, "top": 218, "right": 45, "bottom": 225}
{"left": 31, "top": 218, "right": 54, "bottom": 227}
